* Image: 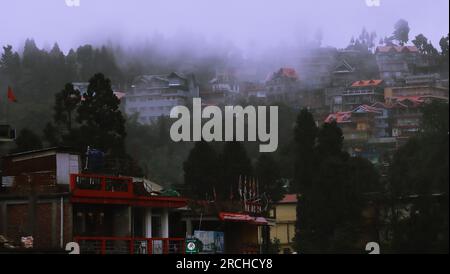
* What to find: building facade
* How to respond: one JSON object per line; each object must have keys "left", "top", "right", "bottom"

{"left": 375, "top": 45, "right": 420, "bottom": 86}
{"left": 269, "top": 194, "right": 297, "bottom": 254}
{"left": 200, "top": 70, "right": 240, "bottom": 106}
{"left": 0, "top": 148, "right": 187, "bottom": 254}
{"left": 124, "top": 72, "right": 199, "bottom": 124}
{"left": 340, "top": 80, "right": 385, "bottom": 111}
{"left": 265, "top": 68, "right": 300, "bottom": 103}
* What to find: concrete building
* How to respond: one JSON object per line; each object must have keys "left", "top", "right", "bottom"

{"left": 200, "top": 70, "right": 240, "bottom": 105}
{"left": 325, "top": 104, "right": 396, "bottom": 163}
{"left": 340, "top": 80, "right": 385, "bottom": 111}
{"left": 269, "top": 194, "right": 297, "bottom": 254}
{"left": 325, "top": 60, "right": 357, "bottom": 113}
{"left": 375, "top": 45, "right": 420, "bottom": 86}
{"left": 265, "top": 68, "right": 300, "bottom": 103}
{"left": 331, "top": 59, "right": 356, "bottom": 88}
{"left": 241, "top": 81, "right": 266, "bottom": 101}
{"left": 124, "top": 72, "right": 199, "bottom": 124}
{"left": 298, "top": 47, "right": 337, "bottom": 90}
{"left": 384, "top": 84, "right": 449, "bottom": 104}
{"left": 0, "top": 147, "right": 187, "bottom": 253}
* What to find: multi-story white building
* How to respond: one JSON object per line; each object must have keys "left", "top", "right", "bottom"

{"left": 124, "top": 72, "right": 199, "bottom": 124}
{"left": 375, "top": 45, "right": 420, "bottom": 86}
{"left": 200, "top": 70, "right": 240, "bottom": 106}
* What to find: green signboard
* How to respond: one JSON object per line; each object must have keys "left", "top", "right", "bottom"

{"left": 185, "top": 238, "right": 200, "bottom": 254}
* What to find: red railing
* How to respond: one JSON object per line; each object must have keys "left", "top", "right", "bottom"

{"left": 70, "top": 174, "right": 188, "bottom": 207}
{"left": 73, "top": 236, "right": 185, "bottom": 254}
{"left": 70, "top": 174, "right": 134, "bottom": 198}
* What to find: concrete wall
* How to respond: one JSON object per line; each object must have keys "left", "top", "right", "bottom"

{"left": 270, "top": 203, "right": 296, "bottom": 253}
{"left": 0, "top": 198, "right": 72, "bottom": 249}
{"left": 56, "top": 153, "right": 81, "bottom": 185}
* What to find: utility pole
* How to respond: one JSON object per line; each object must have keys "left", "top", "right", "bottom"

{"left": 27, "top": 174, "right": 37, "bottom": 241}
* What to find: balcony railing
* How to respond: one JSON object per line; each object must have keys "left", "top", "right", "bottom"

{"left": 73, "top": 236, "right": 185, "bottom": 254}
{"left": 69, "top": 174, "right": 188, "bottom": 208}
{"left": 70, "top": 174, "right": 134, "bottom": 199}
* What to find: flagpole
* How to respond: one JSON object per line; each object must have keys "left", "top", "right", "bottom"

{"left": 1, "top": 91, "right": 4, "bottom": 123}
{"left": 6, "top": 92, "right": 9, "bottom": 123}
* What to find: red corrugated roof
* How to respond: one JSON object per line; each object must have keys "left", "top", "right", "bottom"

{"left": 218, "top": 212, "right": 268, "bottom": 225}
{"left": 324, "top": 104, "right": 385, "bottom": 124}
{"left": 352, "top": 104, "right": 383, "bottom": 114}
{"left": 376, "top": 45, "right": 419, "bottom": 53}
{"left": 390, "top": 96, "right": 427, "bottom": 108}
{"left": 371, "top": 102, "right": 390, "bottom": 109}
{"left": 267, "top": 68, "right": 299, "bottom": 82}
{"left": 279, "top": 68, "right": 298, "bottom": 79}
{"left": 114, "top": 91, "right": 126, "bottom": 100}
{"left": 279, "top": 194, "right": 298, "bottom": 204}
{"left": 325, "top": 111, "right": 352, "bottom": 124}
{"left": 351, "top": 79, "right": 383, "bottom": 87}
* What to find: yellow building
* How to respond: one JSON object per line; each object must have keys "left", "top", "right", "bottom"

{"left": 384, "top": 85, "right": 448, "bottom": 103}
{"left": 269, "top": 194, "right": 297, "bottom": 254}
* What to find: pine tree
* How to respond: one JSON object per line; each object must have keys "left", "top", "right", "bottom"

{"left": 183, "top": 141, "right": 219, "bottom": 199}
{"left": 0, "top": 45, "right": 21, "bottom": 84}
{"left": 76, "top": 73, "right": 126, "bottom": 155}
{"left": 12, "top": 128, "right": 43, "bottom": 153}
{"left": 220, "top": 141, "right": 252, "bottom": 200}
{"left": 393, "top": 19, "right": 410, "bottom": 46}
{"left": 256, "top": 154, "right": 284, "bottom": 203}
{"left": 293, "top": 108, "right": 317, "bottom": 193}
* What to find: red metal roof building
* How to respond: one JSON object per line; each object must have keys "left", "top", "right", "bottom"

{"left": 0, "top": 148, "right": 188, "bottom": 254}
{"left": 341, "top": 80, "right": 385, "bottom": 111}
{"left": 375, "top": 45, "right": 419, "bottom": 54}
{"left": 278, "top": 194, "right": 298, "bottom": 204}
{"left": 269, "top": 194, "right": 298, "bottom": 254}
{"left": 265, "top": 68, "right": 300, "bottom": 103}
{"left": 375, "top": 45, "right": 420, "bottom": 86}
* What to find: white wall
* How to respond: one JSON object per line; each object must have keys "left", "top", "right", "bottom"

{"left": 56, "top": 153, "right": 80, "bottom": 184}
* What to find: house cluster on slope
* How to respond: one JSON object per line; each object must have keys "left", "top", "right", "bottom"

{"left": 119, "top": 44, "right": 448, "bottom": 164}
{"left": 1, "top": 44, "right": 448, "bottom": 254}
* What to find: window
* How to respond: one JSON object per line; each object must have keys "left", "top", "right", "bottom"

{"left": 357, "top": 123, "right": 368, "bottom": 131}
{"left": 268, "top": 207, "right": 276, "bottom": 219}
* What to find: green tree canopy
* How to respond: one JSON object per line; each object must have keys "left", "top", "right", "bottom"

{"left": 11, "top": 128, "right": 43, "bottom": 153}
{"left": 293, "top": 108, "right": 317, "bottom": 193}
{"left": 294, "top": 109, "right": 380, "bottom": 253}
{"left": 393, "top": 19, "right": 410, "bottom": 46}
{"left": 388, "top": 100, "right": 449, "bottom": 253}
{"left": 76, "top": 73, "right": 126, "bottom": 155}
{"left": 183, "top": 140, "right": 219, "bottom": 199}
{"left": 220, "top": 141, "right": 253, "bottom": 200}
{"left": 256, "top": 153, "right": 285, "bottom": 203}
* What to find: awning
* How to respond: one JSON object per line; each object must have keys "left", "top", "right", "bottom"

{"left": 218, "top": 212, "right": 268, "bottom": 225}
{"left": 251, "top": 217, "right": 268, "bottom": 225}
{"left": 219, "top": 212, "right": 254, "bottom": 222}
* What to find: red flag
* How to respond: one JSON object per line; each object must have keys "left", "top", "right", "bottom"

{"left": 7, "top": 86, "right": 17, "bottom": 103}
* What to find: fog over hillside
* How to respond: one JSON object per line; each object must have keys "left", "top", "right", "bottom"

{"left": 1, "top": 0, "right": 448, "bottom": 53}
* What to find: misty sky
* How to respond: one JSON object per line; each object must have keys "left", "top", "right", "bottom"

{"left": 0, "top": 0, "right": 448, "bottom": 53}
